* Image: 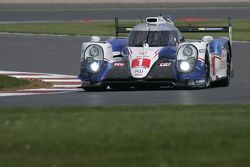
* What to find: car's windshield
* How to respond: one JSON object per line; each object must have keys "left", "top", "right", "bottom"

{"left": 128, "top": 30, "right": 177, "bottom": 47}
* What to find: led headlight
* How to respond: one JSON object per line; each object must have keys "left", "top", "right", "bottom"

{"left": 180, "top": 61, "right": 190, "bottom": 72}
{"left": 84, "top": 44, "right": 104, "bottom": 73}
{"left": 177, "top": 44, "right": 198, "bottom": 73}
{"left": 90, "top": 62, "right": 100, "bottom": 72}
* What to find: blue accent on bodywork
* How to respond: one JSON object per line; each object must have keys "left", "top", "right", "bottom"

{"left": 158, "top": 46, "right": 177, "bottom": 59}
{"left": 209, "top": 38, "right": 229, "bottom": 56}
{"left": 177, "top": 60, "right": 205, "bottom": 81}
{"left": 78, "top": 61, "right": 110, "bottom": 82}
{"left": 78, "top": 40, "right": 219, "bottom": 84}
{"left": 106, "top": 38, "right": 128, "bottom": 52}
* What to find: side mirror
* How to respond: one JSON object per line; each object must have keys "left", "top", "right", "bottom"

{"left": 90, "top": 36, "right": 101, "bottom": 43}
{"left": 180, "top": 37, "right": 185, "bottom": 43}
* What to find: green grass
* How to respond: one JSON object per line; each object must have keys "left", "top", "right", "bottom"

{"left": 0, "top": 21, "right": 116, "bottom": 36}
{"left": 1, "top": 105, "right": 250, "bottom": 167}
{"left": 177, "top": 19, "right": 249, "bottom": 41}
{"left": 0, "top": 19, "right": 250, "bottom": 41}
{"left": 0, "top": 75, "right": 30, "bottom": 90}
{"left": 1, "top": 3, "right": 250, "bottom": 12}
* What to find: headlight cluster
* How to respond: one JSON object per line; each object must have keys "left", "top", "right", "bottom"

{"left": 84, "top": 45, "right": 104, "bottom": 73}
{"left": 121, "top": 47, "right": 129, "bottom": 57}
{"left": 177, "top": 44, "right": 198, "bottom": 73}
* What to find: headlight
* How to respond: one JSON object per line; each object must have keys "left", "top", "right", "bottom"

{"left": 177, "top": 44, "right": 198, "bottom": 73}
{"left": 180, "top": 62, "right": 190, "bottom": 71}
{"left": 90, "top": 46, "right": 100, "bottom": 57}
{"left": 183, "top": 46, "right": 193, "bottom": 57}
{"left": 121, "top": 47, "right": 129, "bottom": 57}
{"left": 84, "top": 44, "right": 104, "bottom": 73}
{"left": 90, "top": 62, "right": 100, "bottom": 72}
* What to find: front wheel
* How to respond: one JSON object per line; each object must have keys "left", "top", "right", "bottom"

{"left": 203, "top": 51, "right": 211, "bottom": 88}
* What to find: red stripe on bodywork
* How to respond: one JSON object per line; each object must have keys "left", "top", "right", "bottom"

{"left": 153, "top": 48, "right": 162, "bottom": 59}
{"left": 128, "top": 48, "right": 133, "bottom": 59}
{"left": 198, "top": 57, "right": 205, "bottom": 62}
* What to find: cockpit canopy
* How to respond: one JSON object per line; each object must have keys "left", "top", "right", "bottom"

{"left": 127, "top": 18, "right": 182, "bottom": 47}
{"left": 128, "top": 30, "right": 178, "bottom": 47}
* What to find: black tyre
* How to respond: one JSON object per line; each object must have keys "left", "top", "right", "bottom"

{"left": 203, "top": 51, "right": 211, "bottom": 88}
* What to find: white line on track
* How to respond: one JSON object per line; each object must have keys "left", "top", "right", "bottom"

{"left": 18, "top": 88, "right": 81, "bottom": 91}
{"left": 41, "top": 79, "right": 81, "bottom": 82}
{"left": 53, "top": 85, "right": 81, "bottom": 88}
{"left": 0, "top": 70, "right": 83, "bottom": 97}
{"left": 9, "top": 75, "right": 78, "bottom": 79}
{"left": 0, "top": 93, "right": 39, "bottom": 97}
{"left": 0, "top": 90, "right": 82, "bottom": 97}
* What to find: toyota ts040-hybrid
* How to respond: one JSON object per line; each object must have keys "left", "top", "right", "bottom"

{"left": 78, "top": 16, "right": 233, "bottom": 91}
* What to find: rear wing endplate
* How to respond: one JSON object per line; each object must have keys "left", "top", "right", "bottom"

{"left": 115, "top": 17, "right": 232, "bottom": 43}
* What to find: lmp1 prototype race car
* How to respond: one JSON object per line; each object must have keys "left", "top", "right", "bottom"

{"left": 78, "top": 16, "right": 233, "bottom": 91}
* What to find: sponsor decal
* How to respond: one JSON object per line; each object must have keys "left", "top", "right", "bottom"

{"left": 139, "top": 51, "right": 148, "bottom": 55}
{"left": 131, "top": 58, "right": 151, "bottom": 68}
{"left": 135, "top": 68, "right": 144, "bottom": 74}
{"left": 198, "top": 28, "right": 223, "bottom": 31}
{"left": 159, "top": 62, "right": 171, "bottom": 67}
{"left": 133, "top": 68, "right": 144, "bottom": 77}
{"left": 114, "top": 62, "right": 125, "bottom": 67}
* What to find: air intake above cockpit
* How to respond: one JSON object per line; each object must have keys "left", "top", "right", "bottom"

{"left": 146, "top": 17, "right": 167, "bottom": 25}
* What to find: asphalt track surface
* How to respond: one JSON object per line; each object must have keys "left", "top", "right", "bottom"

{"left": 0, "top": 5, "right": 250, "bottom": 107}
{"left": 1, "top": 4, "right": 250, "bottom": 22}
{"left": 0, "top": 33, "right": 250, "bottom": 107}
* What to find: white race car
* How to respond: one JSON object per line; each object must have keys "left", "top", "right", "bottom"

{"left": 78, "top": 16, "right": 233, "bottom": 91}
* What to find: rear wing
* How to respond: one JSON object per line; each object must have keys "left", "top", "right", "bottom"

{"left": 115, "top": 17, "right": 232, "bottom": 43}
